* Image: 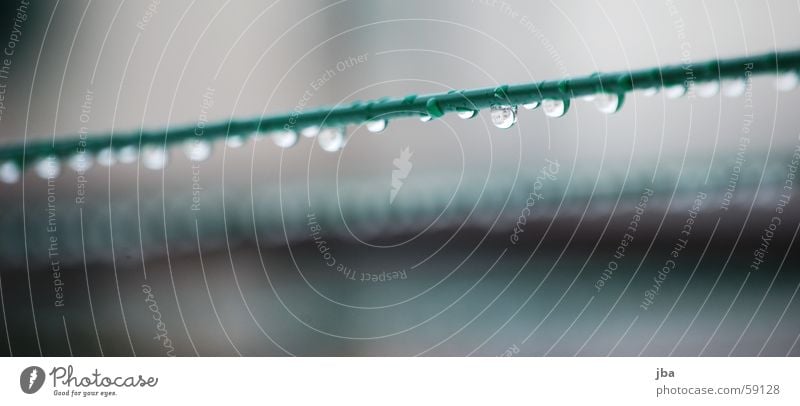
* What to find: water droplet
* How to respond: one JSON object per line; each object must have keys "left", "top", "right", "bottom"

{"left": 542, "top": 99, "right": 569, "bottom": 118}
{"left": 272, "top": 130, "right": 299, "bottom": 148}
{"left": 522, "top": 101, "right": 540, "bottom": 110}
{"left": 0, "top": 161, "right": 20, "bottom": 184}
{"left": 97, "top": 148, "right": 116, "bottom": 167}
{"left": 695, "top": 81, "right": 719, "bottom": 98}
{"left": 184, "top": 140, "right": 212, "bottom": 162}
{"left": 721, "top": 78, "right": 746, "bottom": 97}
{"left": 366, "top": 119, "right": 388, "bottom": 133}
{"left": 226, "top": 135, "right": 245, "bottom": 148}
{"left": 419, "top": 115, "right": 433, "bottom": 122}
{"left": 776, "top": 71, "right": 799, "bottom": 92}
{"left": 641, "top": 87, "right": 659, "bottom": 97}
{"left": 67, "top": 152, "right": 93, "bottom": 172}
{"left": 490, "top": 105, "right": 517, "bottom": 129}
{"left": 457, "top": 109, "right": 477, "bottom": 119}
{"left": 34, "top": 157, "right": 60, "bottom": 179}
{"left": 117, "top": 145, "right": 138, "bottom": 164}
{"left": 593, "top": 93, "right": 624, "bottom": 114}
{"left": 317, "top": 127, "right": 346, "bottom": 152}
{"left": 301, "top": 126, "right": 320, "bottom": 138}
{"left": 143, "top": 147, "right": 168, "bottom": 170}
{"left": 664, "top": 84, "right": 686, "bottom": 99}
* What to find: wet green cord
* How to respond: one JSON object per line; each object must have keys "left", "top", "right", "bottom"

{"left": 0, "top": 49, "right": 798, "bottom": 163}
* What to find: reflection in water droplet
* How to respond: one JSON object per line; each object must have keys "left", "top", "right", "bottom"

{"left": 318, "top": 127, "right": 346, "bottom": 152}
{"left": 490, "top": 105, "right": 517, "bottom": 129}
{"left": 0, "top": 161, "right": 20, "bottom": 184}
{"left": 542, "top": 99, "right": 569, "bottom": 118}
{"left": 457, "top": 109, "right": 477, "bottom": 119}
{"left": 522, "top": 101, "right": 540, "bottom": 110}
{"left": 272, "top": 131, "right": 299, "bottom": 149}
{"left": 97, "top": 148, "right": 116, "bottom": 167}
{"left": 143, "top": 147, "right": 168, "bottom": 170}
{"left": 34, "top": 157, "right": 60, "bottom": 179}
{"left": 580, "top": 94, "right": 596, "bottom": 102}
{"left": 419, "top": 115, "right": 433, "bottom": 122}
{"left": 776, "top": 71, "right": 799, "bottom": 92}
{"left": 695, "top": 81, "right": 720, "bottom": 98}
{"left": 226, "top": 135, "right": 245, "bottom": 148}
{"left": 641, "top": 87, "right": 659, "bottom": 97}
{"left": 67, "top": 152, "right": 93, "bottom": 172}
{"left": 594, "top": 93, "right": 624, "bottom": 114}
{"left": 366, "top": 119, "right": 388, "bottom": 133}
{"left": 117, "top": 145, "right": 138, "bottom": 164}
{"left": 184, "top": 140, "right": 212, "bottom": 162}
{"left": 721, "top": 78, "right": 746, "bottom": 97}
{"left": 664, "top": 84, "right": 686, "bottom": 99}
{"left": 301, "top": 126, "right": 320, "bottom": 138}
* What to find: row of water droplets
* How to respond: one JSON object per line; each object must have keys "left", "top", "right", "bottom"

{"left": 1, "top": 70, "right": 797, "bottom": 185}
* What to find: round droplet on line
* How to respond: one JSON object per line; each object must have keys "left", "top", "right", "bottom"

{"left": 301, "top": 126, "right": 320, "bottom": 138}
{"left": 226, "top": 135, "right": 245, "bottom": 149}
{"left": 664, "top": 84, "right": 686, "bottom": 99}
{"left": 776, "top": 71, "right": 799, "bottom": 92}
{"left": 97, "top": 148, "right": 116, "bottom": 167}
{"left": 522, "top": 101, "right": 540, "bottom": 110}
{"left": 184, "top": 140, "right": 212, "bottom": 162}
{"left": 117, "top": 145, "right": 138, "bottom": 164}
{"left": 143, "top": 147, "right": 168, "bottom": 170}
{"left": 490, "top": 105, "right": 517, "bottom": 129}
{"left": 366, "top": 119, "right": 388, "bottom": 133}
{"left": 542, "top": 99, "right": 569, "bottom": 118}
{"left": 695, "top": 81, "right": 720, "bottom": 98}
{"left": 594, "top": 93, "right": 624, "bottom": 114}
{"left": 457, "top": 109, "right": 477, "bottom": 119}
{"left": 0, "top": 161, "right": 21, "bottom": 184}
{"left": 34, "top": 157, "right": 60, "bottom": 179}
{"left": 67, "top": 152, "right": 93, "bottom": 172}
{"left": 272, "top": 130, "right": 299, "bottom": 149}
{"left": 318, "top": 127, "right": 346, "bottom": 152}
{"left": 721, "top": 78, "right": 746, "bottom": 97}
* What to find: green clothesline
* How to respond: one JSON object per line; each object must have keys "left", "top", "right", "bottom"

{"left": 0, "top": 49, "right": 799, "bottom": 165}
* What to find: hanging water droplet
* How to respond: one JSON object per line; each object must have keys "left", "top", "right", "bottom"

{"left": 641, "top": 87, "right": 659, "bottom": 97}
{"left": 0, "top": 161, "right": 20, "bottom": 184}
{"left": 594, "top": 93, "right": 624, "bottom": 114}
{"left": 490, "top": 105, "right": 517, "bottom": 129}
{"left": 457, "top": 109, "right": 477, "bottom": 119}
{"left": 301, "top": 126, "right": 320, "bottom": 138}
{"left": 522, "top": 101, "right": 540, "bottom": 110}
{"left": 272, "top": 130, "right": 299, "bottom": 149}
{"left": 67, "top": 152, "right": 93, "bottom": 172}
{"left": 366, "top": 119, "right": 388, "bottom": 133}
{"left": 184, "top": 140, "right": 212, "bottom": 162}
{"left": 97, "top": 148, "right": 116, "bottom": 167}
{"left": 34, "top": 157, "right": 60, "bottom": 179}
{"left": 142, "top": 147, "right": 168, "bottom": 170}
{"left": 419, "top": 114, "right": 433, "bottom": 122}
{"left": 721, "top": 78, "right": 746, "bottom": 97}
{"left": 695, "top": 81, "right": 720, "bottom": 98}
{"left": 317, "top": 127, "right": 346, "bottom": 152}
{"left": 664, "top": 84, "right": 686, "bottom": 99}
{"left": 226, "top": 135, "right": 245, "bottom": 148}
{"left": 542, "top": 99, "right": 569, "bottom": 118}
{"left": 776, "top": 70, "right": 799, "bottom": 92}
{"left": 117, "top": 145, "right": 138, "bottom": 164}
